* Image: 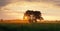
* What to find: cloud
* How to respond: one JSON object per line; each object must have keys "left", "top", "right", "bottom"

{"left": 0, "top": 0, "right": 10, "bottom": 7}
{"left": 27, "top": 0, "right": 60, "bottom": 7}
{"left": 0, "top": 0, "right": 60, "bottom": 7}
{"left": 25, "top": 0, "right": 60, "bottom": 7}
{"left": 0, "top": 0, "right": 20, "bottom": 7}
{"left": 42, "top": 0, "right": 60, "bottom": 7}
{"left": 0, "top": 0, "right": 60, "bottom": 20}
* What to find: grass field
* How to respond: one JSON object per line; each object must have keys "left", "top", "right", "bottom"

{"left": 0, "top": 23, "right": 60, "bottom": 31}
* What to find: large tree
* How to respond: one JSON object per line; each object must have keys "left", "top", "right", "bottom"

{"left": 24, "top": 10, "right": 44, "bottom": 23}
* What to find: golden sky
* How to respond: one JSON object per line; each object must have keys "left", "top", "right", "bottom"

{"left": 0, "top": 0, "right": 60, "bottom": 20}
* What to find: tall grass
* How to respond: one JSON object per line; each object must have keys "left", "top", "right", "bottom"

{"left": 0, "top": 23, "right": 60, "bottom": 31}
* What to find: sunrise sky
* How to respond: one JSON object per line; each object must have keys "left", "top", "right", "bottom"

{"left": 0, "top": 0, "right": 60, "bottom": 20}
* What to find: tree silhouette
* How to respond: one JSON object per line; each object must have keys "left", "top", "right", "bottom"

{"left": 24, "top": 10, "right": 44, "bottom": 23}
{"left": 24, "top": 10, "right": 34, "bottom": 23}
{"left": 24, "top": 10, "right": 33, "bottom": 16}
{"left": 34, "top": 11, "right": 41, "bottom": 16}
{"left": 0, "top": 19, "right": 3, "bottom": 22}
{"left": 33, "top": 11, "right": 44, "bottom": 21}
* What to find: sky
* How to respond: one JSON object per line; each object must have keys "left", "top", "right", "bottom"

{"left": 0, "top": 0, "right": 60, "bottom": 20}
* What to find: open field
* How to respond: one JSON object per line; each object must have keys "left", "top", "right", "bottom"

{"left": 0, "top": 20, "right": 60, "bottom": 31}
{"left": 0, "top": 23, "right": 60, "bottom": 31}
{"left": 0, "top": 20, "right": 60, "bottom": 23}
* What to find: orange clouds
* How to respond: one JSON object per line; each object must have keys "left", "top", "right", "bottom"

{"left": 0, "top": 1, "right": 60, "bottom": 20}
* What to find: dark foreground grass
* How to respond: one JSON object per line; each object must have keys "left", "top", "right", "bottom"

{"left": 0, "top": 23, "right": 60, "bottom": 31}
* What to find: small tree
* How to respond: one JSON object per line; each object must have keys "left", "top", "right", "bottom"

{"left": 0, "top": 19, "right": 3, "bottom": 22}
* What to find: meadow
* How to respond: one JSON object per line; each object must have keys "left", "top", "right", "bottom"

{"left": 0, "top": 23, "right": 60, "bottom": 31}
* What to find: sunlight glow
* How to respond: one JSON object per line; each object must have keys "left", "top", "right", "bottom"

{"left": 1, "top": 1, "right": 60, "bottom": 20}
